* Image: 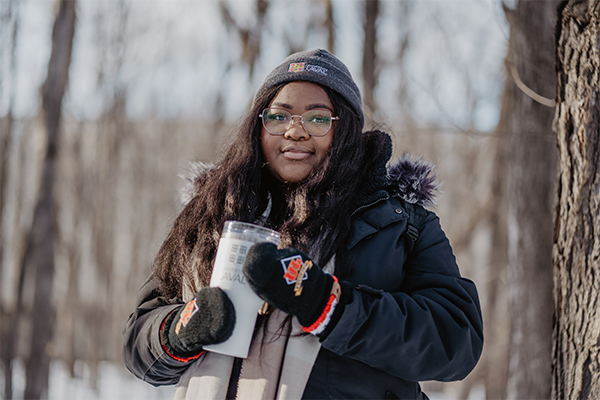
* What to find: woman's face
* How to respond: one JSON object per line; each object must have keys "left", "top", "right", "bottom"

{"left": 261, "top": 81, "right": 335, "bottom": 184}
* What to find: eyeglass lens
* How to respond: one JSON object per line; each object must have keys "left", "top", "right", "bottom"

{"left": 261, "top": 108, "right": 336, "bottom": 136}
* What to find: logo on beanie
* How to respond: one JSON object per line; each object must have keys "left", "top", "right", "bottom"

{"left": 174, "top": 299, "right": 199, "bottom": 334}
{"left": 288, "top": 63, "right": 305, "bottom": 73}
{"left": 288, "top": 63, "right": 328, "bottom": 76}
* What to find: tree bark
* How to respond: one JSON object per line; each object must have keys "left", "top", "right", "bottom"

{"left": 362, "top": 0, "right": 378, "bottom": 117}
{"left": 1, "top": 1, "right": 20, "bottom": 398}
{"left": 553, "top": 0, "right": 600, "bottom": 398}
{"left": 505, "top": 1, "right": 558, "bottom": 399}
{"left": 324, "top": 0, "right": 335, "bottom": 54}
{"left": 23, "top": 0, "right": 76, "bottom": 398}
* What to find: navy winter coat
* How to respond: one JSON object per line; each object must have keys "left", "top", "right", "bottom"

{"left": 122, "top": 154, "right": 484, "bottom": 400}
{"left": 303, "top": 194, "right": 483, "bottom": 399}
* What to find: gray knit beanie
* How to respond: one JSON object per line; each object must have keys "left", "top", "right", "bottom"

{"left": 254, "top": 49, "right": 364, "bottom": 128}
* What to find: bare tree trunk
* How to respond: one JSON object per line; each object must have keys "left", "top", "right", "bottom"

{"left": 553, "top": 1, "right": 600, "bottom": 398}
{"left": 395, "top": 1, "right": 411, "bottom": 124}
{"left": 505, "top": 1, "right": 558, "bottom": 399}
{"left": 482, "top": 63, "right": 512, "bottom": 400}
{"left": 219, "top": 0, "right": 268, "bottom": 80}
{"left": 1, "top": 1, "right": 20, "bottom": 397}
{"left": 324, "top": 0, "right": 334, "bottom": 54}
{"left": 0, "top": 0, "right": 18, "bottom": 274}
{"left": 362, "top": 0, "right": 378, "bottom": 117}
{"left": 2, "top": 130, "right": 33, "bottom": 400}
{"left": 23, "top": 0, "right": 76, "bottom": 398}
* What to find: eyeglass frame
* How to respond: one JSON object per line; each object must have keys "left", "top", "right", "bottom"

{"left": 259, "top": 108, "right": 340, "bottom": 137}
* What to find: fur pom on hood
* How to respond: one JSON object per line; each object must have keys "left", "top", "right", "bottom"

{"left": 388, "top": 154, "right": 439, "bottom": 208}
{"left": 179, "top": 138, "right": 439, "bottom": 209}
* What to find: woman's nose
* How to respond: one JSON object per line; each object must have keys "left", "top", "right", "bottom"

{"left": 284, "top": 117, "right": 310, "bottom": 140}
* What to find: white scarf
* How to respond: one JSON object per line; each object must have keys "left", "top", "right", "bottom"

{"left": 173, "top": 310, "right": 321, "bottom": 400}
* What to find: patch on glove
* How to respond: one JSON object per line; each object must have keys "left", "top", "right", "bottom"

{"left": 281, "top": 255, "right": 313, "bottom": 296}
{"left": 175, "top": 299, "right": 199, "bottom": 334}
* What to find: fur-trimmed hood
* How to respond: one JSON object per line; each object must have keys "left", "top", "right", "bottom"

{"left": 349, "top": 130, "right": 439, "bottom": 209}
{"left": 387, "top": 154, "right": 439, "bottom": 208}
{"left": 179, "top": 134, "right": 439, "bottom": 209}
{"left": 179, "top": 161, "right": 215, "bottom": 207}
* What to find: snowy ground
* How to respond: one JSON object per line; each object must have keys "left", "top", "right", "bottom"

{"left": 2, "top": 359, "right": 485, "bottom": 399}
{"left": 3, "top": 359, "right": 176, "bottom": 400}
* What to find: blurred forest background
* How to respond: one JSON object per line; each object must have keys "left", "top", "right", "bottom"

{"left": 0, "top": 0, "right": 570, "bottom": 399}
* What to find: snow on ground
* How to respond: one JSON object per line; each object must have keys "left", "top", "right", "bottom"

{"left": 4, "top": 359, "right": 176, "bottom": 400}
{"left": 2, "top": 359, "right": 485, "bottom": 399}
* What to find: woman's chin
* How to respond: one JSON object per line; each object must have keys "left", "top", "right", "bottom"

{"left": 273, "top": 169, "right": 312, "bottom": 184}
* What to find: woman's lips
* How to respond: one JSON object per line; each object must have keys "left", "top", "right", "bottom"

{"left": 282, "top": 146, "right": 312, "bottom": 160}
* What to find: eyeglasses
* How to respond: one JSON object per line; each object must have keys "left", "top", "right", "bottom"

{"left": 259, "top": 108, "right": 339, "bottom": 137}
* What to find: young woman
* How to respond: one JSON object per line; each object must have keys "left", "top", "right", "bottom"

{"left": 122, "top": 49, "right": 483, "bottom": 400}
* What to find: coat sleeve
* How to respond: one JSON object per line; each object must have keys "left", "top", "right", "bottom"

{"left": 320, "top": 211, "right": 484, "bottom": 382}
{"left": 122, "top": 274, "right": 198, "bottom": 386}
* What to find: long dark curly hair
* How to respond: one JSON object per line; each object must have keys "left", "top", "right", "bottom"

{"left": 153, "top": 82, "right": 389, "bottom": 299}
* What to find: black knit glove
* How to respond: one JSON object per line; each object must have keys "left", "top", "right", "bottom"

{"left": 161, "top": 287, "right": 235, "bottom": 360}
{"left": 243, "top": 243, "right": 341, "bottom": 335}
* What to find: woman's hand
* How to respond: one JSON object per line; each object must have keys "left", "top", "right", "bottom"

{"left": 243, "top": 243, "right": 341, "bottom": 335}
{"left": 161, "top": 287, "right": 235, "bottom": 360}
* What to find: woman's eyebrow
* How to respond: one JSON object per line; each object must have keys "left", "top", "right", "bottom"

{"left": 270, "top": 102, "right": 293, "bottom": 109}
{"left": 270, "top": 102, "right": 334, "bottom": 112}
{"left": 305, "top": 103, "right": 334, "bottom": 112}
